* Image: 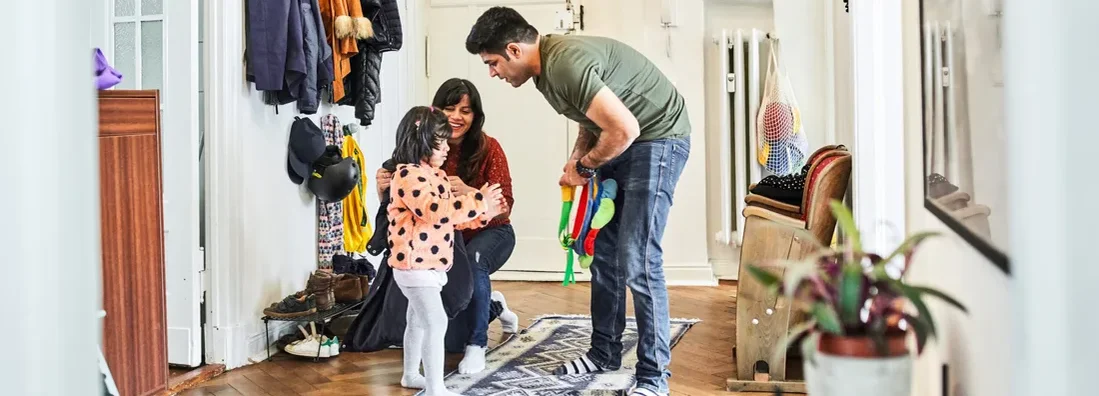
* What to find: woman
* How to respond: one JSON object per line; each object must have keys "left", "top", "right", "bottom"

{"left": 376, "top": 78, "right": 518, "bottom": 374}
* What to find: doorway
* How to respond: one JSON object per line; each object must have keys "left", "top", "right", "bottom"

{"left": 425, "top": 0, "right": 579, "bottom": 278}
{"left": 100, "top": 0, "right": 206, "bottom": 374}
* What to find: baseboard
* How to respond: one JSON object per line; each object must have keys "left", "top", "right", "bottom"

{"left": 247, "top": 321, "right": 298, "bottom": 365}
{"left": 205, "top": 323, "right": 247, "bottom": 370}
{"left": 205, "top": 320, "right": 298, "bottom": 370}
{"left": 665, "top": 265, "right": 719, "bottom": 286}
{"left": 710, "top": 258, "right": 741, "bottom": 280}
{"left": 492, "top": 264, "right": 717, "bottom": 286}
{"left": 490, "top": 271, "right": 592, "bottom": 282}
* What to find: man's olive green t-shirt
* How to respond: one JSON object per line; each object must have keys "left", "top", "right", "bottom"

{"left": 533, "top": 34, "right": 690, "bottom": 142}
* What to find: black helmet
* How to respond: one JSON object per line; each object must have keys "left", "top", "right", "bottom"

{"left": 307, "top": 146, "right": 360, "bottom": 202}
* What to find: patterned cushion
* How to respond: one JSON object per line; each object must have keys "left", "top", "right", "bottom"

{"left": 802, "top": 156, "right": 840, "bottom": 220}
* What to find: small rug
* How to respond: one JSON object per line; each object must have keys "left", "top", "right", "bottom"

{"left": 419, "top": 314, "right": 699, "bottom": 396}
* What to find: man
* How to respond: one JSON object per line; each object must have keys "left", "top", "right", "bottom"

{"left": 465, "top": 7, "right": 690, "bottom": 396}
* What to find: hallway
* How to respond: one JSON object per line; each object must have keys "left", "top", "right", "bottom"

{"left": 178, "top": 281, "right": 743, "bottom": 395}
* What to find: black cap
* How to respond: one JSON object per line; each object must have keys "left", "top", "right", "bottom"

{"left": 287, "top": 117, "right": 326, "bottom": 184}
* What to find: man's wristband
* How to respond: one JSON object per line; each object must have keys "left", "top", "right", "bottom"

{"left": 575, "top": 157, "right": 597, "bottom": 178}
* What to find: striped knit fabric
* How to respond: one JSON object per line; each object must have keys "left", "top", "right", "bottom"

{"left": 629, "top": 387, "right": 664, "bottom": 396}
{"left": 317, "top": 114, "right": 346, "bottom": 268}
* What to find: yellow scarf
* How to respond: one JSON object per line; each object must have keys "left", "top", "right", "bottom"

{"left": 342, "top": 135, "right": 372, "bottom": 252}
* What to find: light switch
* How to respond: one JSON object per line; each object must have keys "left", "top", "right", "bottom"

{"left": 555, "top": 10, "right": 572, "bottom": 31}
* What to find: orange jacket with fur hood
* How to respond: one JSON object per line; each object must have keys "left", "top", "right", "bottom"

{"left": 319, "top": 0, "right": 373, "bottom": 102}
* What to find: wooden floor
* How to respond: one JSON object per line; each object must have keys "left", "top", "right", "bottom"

{"left": 180, "top": 280, "right": 769, "bottom": 396}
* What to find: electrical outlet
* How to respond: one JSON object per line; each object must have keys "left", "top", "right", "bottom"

{"left": 660, "top": 0, "right": 677, "bottom": 27}
{"left": 554, "top": 10, "right": 572, "bottom": 31}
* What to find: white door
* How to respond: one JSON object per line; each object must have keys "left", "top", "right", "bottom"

{"left": 426, "top": 1, "right": 578, "bottom": 276}
{"left": 108, "top": 0, "right": 204, "bottom": 366}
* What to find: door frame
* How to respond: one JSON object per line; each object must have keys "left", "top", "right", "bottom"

{"left": 850, "top": 0, "right": 906, "bottom": 253}
{"left": 163, "top": 0, "right": 205, "bottom": 367}
{"left": 95, "top": 0, "right": 205, "bottom": 367}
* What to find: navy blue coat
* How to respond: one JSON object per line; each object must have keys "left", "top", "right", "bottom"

{"left": 246, "top": 0, "right": 333, "bottom": 114}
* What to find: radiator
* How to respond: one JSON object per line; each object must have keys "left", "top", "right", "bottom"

{"left": 922, "top": 21, "right": 967, "bottom": 193}
{"left": 715, "top": 28, "right": 773, "bottom": 247}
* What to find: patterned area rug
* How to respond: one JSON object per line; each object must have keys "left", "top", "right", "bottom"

{"left": 419, "top": 314, "right": 699, "bottom": 396}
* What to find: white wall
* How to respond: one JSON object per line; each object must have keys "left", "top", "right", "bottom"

{"left": 1003, "top": 0, "right": 1099, "bottom": 395}
{"left": 772, "top": 0, "right": 834, "bottom": 148}
{"left": 701, "top": 1, "right": 774, "bottom": 277}
{"left": 901, "top": 2, "right": 1012, "bottom": 396}
{"left": 203, "top": 0, "right": 407, "bottom": 368}
{"left": 833, "top": 5, "right": 854, "bottom": 148}
{"left": 5, "top": 0, "right": 101, "bottom": 393}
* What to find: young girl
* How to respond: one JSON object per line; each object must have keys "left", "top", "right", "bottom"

{"left": 388, "top": 106, "right": 504, "bottom": 396}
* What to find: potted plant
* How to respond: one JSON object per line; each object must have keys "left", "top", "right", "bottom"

{"left": 747, "top": 200, "right": 967, "bottom": 396}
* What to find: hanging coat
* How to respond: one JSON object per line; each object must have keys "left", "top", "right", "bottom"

{"left": 338, "top": 0, "right": 403, "bottom": 126}
{"left": 245, "top": 0, "right": 305, "bottom": 91}
{"left": 245, "top": 0, "right": 333, "bottom": 114}
{"left": 319, "top": 0, "right": 373, "bottom": 103}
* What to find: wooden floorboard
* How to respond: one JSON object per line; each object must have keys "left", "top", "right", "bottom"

{"left": 183, "top": 280, "right": 779, "bottom": 395}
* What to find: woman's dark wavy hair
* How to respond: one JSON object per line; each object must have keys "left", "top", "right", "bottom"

{"left": 391, "top": 106, "right": 451, "bottom": 166}
{"left": 432, "top": 78, "right": 487, "bottom": 184}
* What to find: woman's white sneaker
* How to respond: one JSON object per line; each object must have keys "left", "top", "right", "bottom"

{"left": 491, "top": 291, "right": 519, "bottom": 333}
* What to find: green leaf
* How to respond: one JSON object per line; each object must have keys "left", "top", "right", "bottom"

{"left": 880, "top": 231, "right": 940, "bottom": 271}
{"left": 782, "top": 256, "right": 822, "bottom": 300}
{"left": 869, "top": 317, "right": 889, "bottom": 356}
{"left": 801, "top": 332, "right": 821, "bottom": 366}
{"left": 894, "top": 282, "right": 938, "bottom": 341}
{"left": 811, "top": 302, "right": 844, "bottom": 335}
{"left": 910, "top": 285, "right": 968, "bottom": 314}
{"left": 745, "top": 265, "right": 782, "bottom": 289}
{"left": 771, "top": 318, "right": 818, "bottom": 365}
{"left": 904, "top": 313, "right": 933, "bottom": 354}
{"left": 829, "top": 200, "right": 861, "bottom": 252}
{"left": 838, "top": 263, "right": 864, "bottom": 325}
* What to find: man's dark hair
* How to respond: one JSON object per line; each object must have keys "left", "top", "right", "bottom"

{"left": 465, "top": 6, "right": 539, "bottom": 59}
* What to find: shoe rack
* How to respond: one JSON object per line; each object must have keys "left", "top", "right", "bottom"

{"left": 261, "top": 300, "right": 364, "bottom": 361}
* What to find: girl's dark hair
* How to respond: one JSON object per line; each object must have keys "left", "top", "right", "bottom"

{"left": 391, "top": 106, "right": 451, "bottom": 165}
{"left": 432, "top": 78, "right": 487, "bottom": 184}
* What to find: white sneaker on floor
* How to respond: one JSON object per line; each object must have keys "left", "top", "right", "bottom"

{"left": 285, "top": 323, "right": 331, "bottom": 358}
{"left": 628, "top": 386, "right": 667, "bottom": 396}
{"left": 328, "top": 336, "right": 340, "bottom": 356}
{"left": 491, "top": 291, "right": 520, "bottom": 333}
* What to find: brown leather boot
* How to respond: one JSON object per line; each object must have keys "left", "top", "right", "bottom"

{"left": 358, "top": 275, "right": 371, "bottom": 298}
{"left": 333, "top": 274, "right": 363, "bottom": 303}
{"left": 307, "top": 270, "right": 336, "bottom": 311}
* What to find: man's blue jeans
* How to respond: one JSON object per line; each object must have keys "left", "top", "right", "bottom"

{"left": 585, "top": 137, "right": 689, "bottom": 394}
{"left": 465, "top": 224, "right": 516, "bottom": 347}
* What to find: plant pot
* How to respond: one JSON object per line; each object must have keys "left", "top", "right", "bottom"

{"left": 804, "top": 333, "right": 913, "bottom": 396}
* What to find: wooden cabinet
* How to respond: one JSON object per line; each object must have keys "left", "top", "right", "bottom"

{"left": 98, "top": 90, "right": 169, "bottom": 396}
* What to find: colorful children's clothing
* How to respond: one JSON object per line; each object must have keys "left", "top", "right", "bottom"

{"left": 386, "top": 163, "right": 492, "bottom": 273}
{"left": 317, "top": 114, "right": 346, "bottom": 268}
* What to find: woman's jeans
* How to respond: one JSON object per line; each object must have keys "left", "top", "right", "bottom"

{"left": 464, "top": 224, "right": 516, "bottom": 347}
{"left": 585, "top": 137, "right": 689, "bottom": 395}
